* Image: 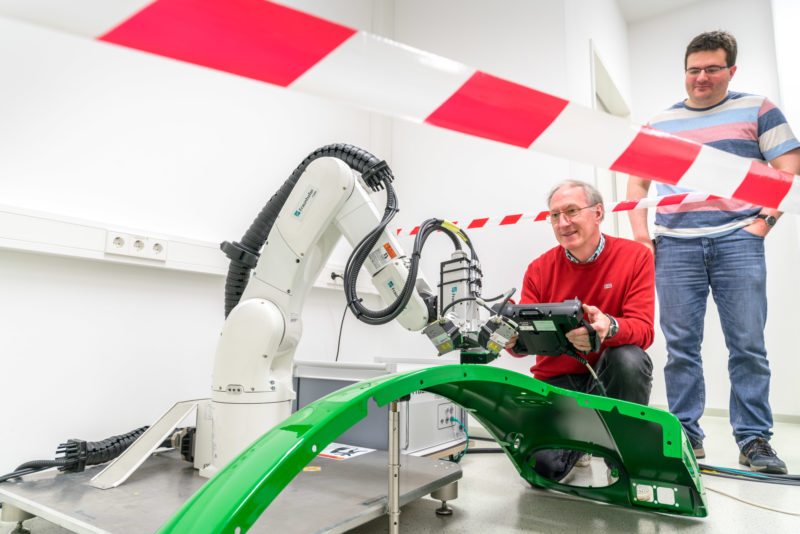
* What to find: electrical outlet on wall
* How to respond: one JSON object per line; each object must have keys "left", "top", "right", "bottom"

{"left": 130, "top": 236, "right": 148, "bottom": 257}
{"left": 105, "top": 230, "right": 168, "bottom": 262}
{"left": 105, "top": 231, "right": 132, "bottom": 256}
{"left": 148, "top": 239, "right": 168, "bottom": 260}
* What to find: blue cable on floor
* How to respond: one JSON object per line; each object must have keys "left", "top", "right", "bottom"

{"left": 450, "top": 416, "right": 469, "bottom": 462}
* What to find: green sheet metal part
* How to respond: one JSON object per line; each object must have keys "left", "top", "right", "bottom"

{"left": 158, "top": 365, "right": 707, "bottom": 533}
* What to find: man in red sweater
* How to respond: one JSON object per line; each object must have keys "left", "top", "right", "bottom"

{"left": 509, "top": 180, "right": 655, "bottom": 480}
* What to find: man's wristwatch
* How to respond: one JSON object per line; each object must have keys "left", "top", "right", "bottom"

{"left": 605, "top": 314, "right": 619, "bottom": 339}
{"left": 756, "top": 214, "right": 777, "bottom": 227}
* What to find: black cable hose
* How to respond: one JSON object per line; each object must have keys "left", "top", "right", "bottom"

{"left": 13, "top": 459, "right": 67, "bottom": 471}
{"left": 64, "top": 426, "right": 148, "bottom": 468}
{"left": 700, "top": 470, "right": 800, "bottom": 486}
{"left": 343, "top": 217, "right": 482, "bottom": 325}
{"left": 0, "top": 467, "right": 41, "bottom": 483}
{"left": 697, "top": 463, "right": 800, "bottom": 483}
{"left": 441, "top": 297, "right": 496, "bottom": 317}
{"left": 438, "top": 227, "right": 463, "bottom": 250}
{"left": 221, "top": 144, "right": 394, "bottom": 317}
{"left": 0, "top": 426, "right": 148, "bottom": 484}
{"left": 342, "top": 182, "right": 408, "bottom": 324}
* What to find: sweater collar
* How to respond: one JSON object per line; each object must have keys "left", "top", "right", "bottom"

{"left": 565, "top": 233, "right": 605, "bottom": 264}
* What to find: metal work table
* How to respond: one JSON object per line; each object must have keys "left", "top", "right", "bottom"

{"left": 0, "top": 450, "right": 461, "bottom": 533}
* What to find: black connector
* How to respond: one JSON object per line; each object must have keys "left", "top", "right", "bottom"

{"left": 56, "top": 426, "right": 149, "bottom": 473}
{"left": 56, "top": 439, "right": 88, "bottom": 472}
{"left": 220, "top": 240, "right": 260, "bottom": 269}
{"left": 360, "top": 159, "right": 391, "bottom": 191}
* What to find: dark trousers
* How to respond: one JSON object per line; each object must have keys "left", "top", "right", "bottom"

{"left": 542, "top": 344, "right": 653, "bottom": 404}
{"left": 532, "top": 345, "right": 653, "bottom": 481}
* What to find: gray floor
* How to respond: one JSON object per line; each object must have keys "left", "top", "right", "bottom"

{"left": 2, "top": 414, "right": 799, "bottom": 533}
{"left": 346, "top": 414, "right": 800, "bottom": 534}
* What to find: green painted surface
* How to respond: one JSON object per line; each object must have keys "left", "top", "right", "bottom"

{"left": 158, "top": 365, "right": 707, "bottom": 533}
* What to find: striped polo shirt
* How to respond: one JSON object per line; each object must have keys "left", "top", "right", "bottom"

{"left": 649, "top": 91, "right": 800, "bottom": 238}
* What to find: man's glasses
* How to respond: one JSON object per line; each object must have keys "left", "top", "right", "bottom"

{"left": 547, "top": 205, "right": 596, "bottom": 224}
{"left": 685, "top": 65, "right": 730, "bottom": 76}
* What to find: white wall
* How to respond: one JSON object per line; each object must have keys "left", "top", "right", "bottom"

{"left": 0, "top": 0, "right": 636, "bottom": 472}
{"left": 628, "top": 0, "right": 800, "bottom": 417}
{"left": 389, "top": 0, "right": 631, "bottom": 376}
{"left": 0, "top": 0, "right": 403, "bottom": 470}
{"left": 629, "top": 0, "right": 781, "bottom": 124}
{"left": 564, "top": 0, "right": 632, "bottom": 183}
{"left": 772, "top": 0, "right": 800, "bottom": 145}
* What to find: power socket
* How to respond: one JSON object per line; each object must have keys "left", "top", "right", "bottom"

{"left": 437, "top": 403, "right": 457, "bottom": 429}
{"left": 105, "top": 232, "right": 131, "bottom": 255}
{"left": 105, "top": 230, "right": 168, "bottom": 262}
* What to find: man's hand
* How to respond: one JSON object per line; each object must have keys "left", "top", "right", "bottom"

{"left": 742, "top": 210, "right": 780, "bottom": 237}
{"left": 565, "top": 304, "right": 611, "bottom": 352}
{"left": 741, "top": 219, "right": 770, "bottom": 237}
{"left": 504, "top": 332, "right": 518, "bottom": 350}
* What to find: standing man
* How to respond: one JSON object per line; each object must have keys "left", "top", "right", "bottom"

{"left": 627, "top": 31, "right": 800, "bottom": 474}
{"left": 507, "top": 180, "right": 655, "bottom": 480}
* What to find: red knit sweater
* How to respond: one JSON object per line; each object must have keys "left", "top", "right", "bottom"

{"left": 511, "top": 235, "right": 654, "bottom": 379}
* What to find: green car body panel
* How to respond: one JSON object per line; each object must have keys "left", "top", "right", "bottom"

{"left": 158, "top": 365, "right": 707, "bottom": 533}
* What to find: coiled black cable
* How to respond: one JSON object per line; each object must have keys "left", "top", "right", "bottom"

{"left": 343, "top": 217, "right": 481, "bottom": 325}
{"left": 342, "top": 181, "right": 408, "bottom": 324}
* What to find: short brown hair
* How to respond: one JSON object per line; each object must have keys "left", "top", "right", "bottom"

{"left": 685, "top": 31, "right": 737, "bottom": 68}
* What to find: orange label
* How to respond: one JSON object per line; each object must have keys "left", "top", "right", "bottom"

{"left": 383, "top": 243, "right": 397, "bottom": 259}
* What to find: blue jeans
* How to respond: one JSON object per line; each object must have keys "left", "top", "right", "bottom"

{"left": 655, "top": 229, "right": 773, "bottom": 448}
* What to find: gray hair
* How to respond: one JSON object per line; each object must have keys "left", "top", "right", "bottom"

{"left": 546, "top": 180, "right": 605, "bottom": 221}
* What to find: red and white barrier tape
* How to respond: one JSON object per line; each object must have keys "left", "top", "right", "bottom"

{"left": 13, "top": 0, "right": 800, "bottom": 213}
{"left": 394, "top": 192, "right": 721, "bottom": 235}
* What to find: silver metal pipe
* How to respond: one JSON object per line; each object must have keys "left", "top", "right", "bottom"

{"left": 388, "top": 400, "right": 400, "bottom": 534}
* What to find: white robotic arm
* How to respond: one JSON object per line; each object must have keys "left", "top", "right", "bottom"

{"left": 195, "top": 153, "right": 435, "bottom": 476}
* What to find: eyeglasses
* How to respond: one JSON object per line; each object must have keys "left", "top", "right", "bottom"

{"left": 685, "top": 65, "right": 730, "bottom": 76}
{"left": 547, "top": 205, "right": 596, "bottom": 224}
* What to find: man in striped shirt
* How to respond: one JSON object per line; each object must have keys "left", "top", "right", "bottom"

{"left": 627, "top": 30, "right": 800, "bottom": 474}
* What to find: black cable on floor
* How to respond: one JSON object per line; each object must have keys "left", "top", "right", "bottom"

{"left": 698, "top": 463, "right": 800, "bottom": 486}
{"left": 466, "top": 448, "right": 504, "bottom": 454}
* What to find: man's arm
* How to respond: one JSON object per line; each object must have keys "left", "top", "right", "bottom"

{"left": 608, "top": 249, "right": 656, "bottom": 350}
{"left": 743, "top": 148, "right": 800, "bottom": 236}
{"left": 564, "top": 249, "right": 655, "bottom": 352}
{"left": 626, "top": 176, "right": 654, "bottom": 254}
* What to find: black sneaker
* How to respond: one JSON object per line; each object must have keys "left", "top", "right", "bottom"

{"left": 739, "top": 437, "right": 787, "bottom": 474}
{"left": 689, "top": 437, "right": 705, "bottom": 459}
